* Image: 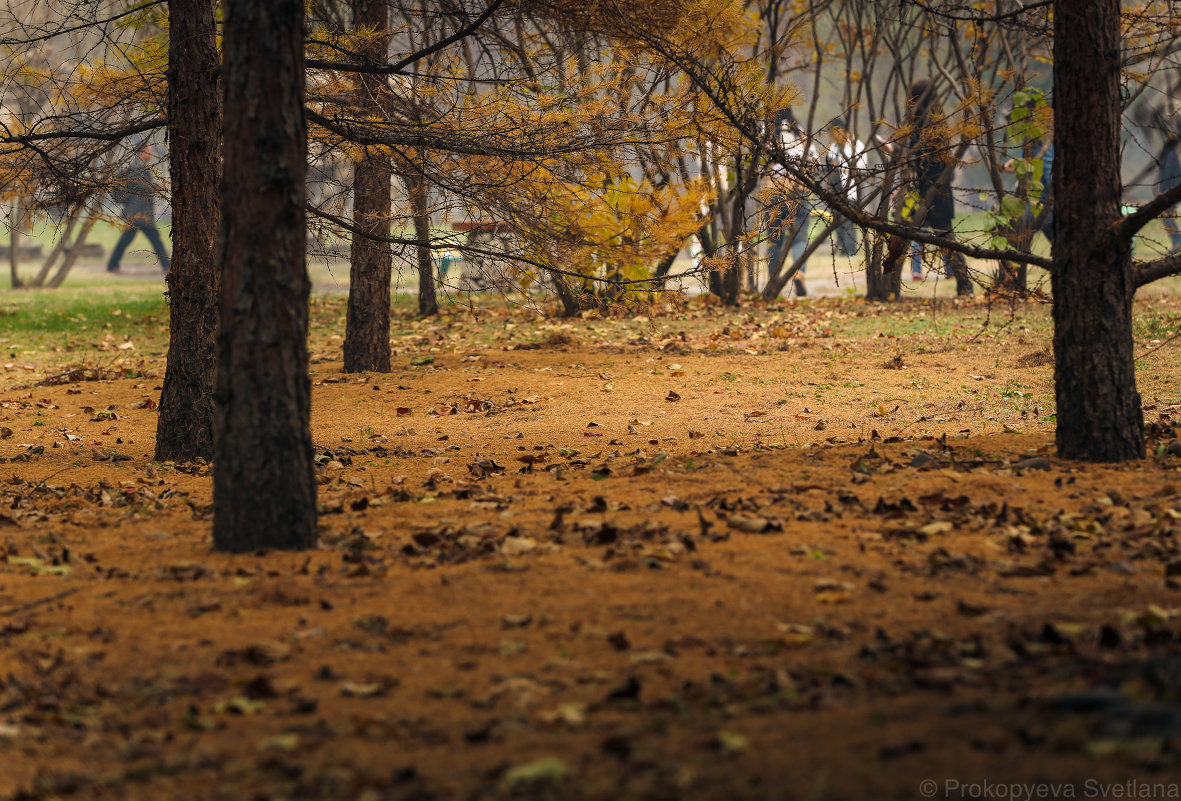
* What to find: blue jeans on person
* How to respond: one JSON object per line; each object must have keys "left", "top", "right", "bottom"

{"left": 767, "top": 200, "right": 811, "bottom": 276}
{"left": 107, "top": 218, "right": 170, "bottom": 272}
{"left": 834, "top": 221, "right": 858, "bottom": 257}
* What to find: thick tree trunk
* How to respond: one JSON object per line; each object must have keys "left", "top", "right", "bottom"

{"left": 863, "top": 235, "right": 885, "bottom": 299}
{"left": 343, "top": 0, "right": 393, "bottom": 370}
{"left": 1052, "top": 0, "right": 1144, "bottom": 461}
{"left": 214, "top": 0, "right": 317, "bottom": 551}
{"left": 719, "top": 202, "right": 742, "bottom": 306}
{"left": 156, "top": 0, "right": 221, "bottom": 462}
{"left": 410, "top": 169, "right": 438, "bottom": 316}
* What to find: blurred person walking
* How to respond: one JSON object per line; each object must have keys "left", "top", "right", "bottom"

{"left": 107, "top": 144, "right": 171, "bottom": 274}
{"left": 1158, "top": 119, "right": 1181, "bottom": 253}
{"left": 825, "top": 117, "right": 869, "bottom": 258}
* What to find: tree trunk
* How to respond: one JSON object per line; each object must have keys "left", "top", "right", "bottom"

{"left": 9, "top": 200, "right": 23, "bottom": 289}
{"left": 214, "top": 0, "right": 317, "bottom": 552}
{"left": 29, "top": 207, "right": 80, "bottom": 287}
{"left": 1051, "top": 0, "right": 1144, "bottom": 461}
{"left": 409, "top": 167, "right": 438, "bottom": 316}
{"left": 343, "top": 0, "right": 394, "bottom": 370}
{"left": 761, "top": 215, "right": 841, "bottom": 301}
{"left": 720, "top": 196, "right": 742, "bottom": 306}
{"left": 551, "top": 277, "right": 582, "bottom": 317}
{"left": 708, "top": 266, "right": 724, "bottom": 297}
{"left": 867, "top": 234, "right": 905, "bottom": 300}
{"left": 652, "top": 247, "right": 678, "bottom": 284}
{"left": 155, "top": 0, "right": 221, "bottom": 462}
{"left": 46, "top": 213, "right": 99, "bottom": 289}
{"left": 864, "top": 168, "right": 899, "bottom": 301}
{"left": 721, "top": 253, "right": 741, "bottom": 305}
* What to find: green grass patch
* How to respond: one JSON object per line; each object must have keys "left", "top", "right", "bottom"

{"left": 0, "top": 285, "right": 169, "bottom": 354}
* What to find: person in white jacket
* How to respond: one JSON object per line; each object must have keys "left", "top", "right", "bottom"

{"left": 824, "top": 117, "right": 869, "bottom": 257}
{"left": 765, "top": 108, "right": 816, "bottom": 296}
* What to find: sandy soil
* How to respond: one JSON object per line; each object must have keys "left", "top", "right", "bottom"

{"left": 1, "top": 294, "right": 1180, "bottom": 800}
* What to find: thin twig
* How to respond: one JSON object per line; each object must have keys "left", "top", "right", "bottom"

{"left": 1135, "top": 330, "right": 1181, "bottom": 362}
{"left": 0, "top": 587, "right": 81, "bottom": 617}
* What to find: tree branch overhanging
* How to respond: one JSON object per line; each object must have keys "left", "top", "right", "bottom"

{"left": 306, "top": 0, "right": 508, "bottom": 75}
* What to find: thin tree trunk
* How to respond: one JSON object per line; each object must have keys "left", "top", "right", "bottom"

{"left": 156, "top": 0, "right": 222, "bottom": 461}
{"left": 410, "top": 167, "right": 438, "bottom": 316}
{"left": 870, "top": 234, "right": 905, "bottom": 300}
{"left": 343, "top": 0, "right": 393, "bottom": 370}
{"left": 344, "top": 151, "right": 394, "bottom": 366}
{"left": 9, "top": 201, "right": 23, "bottom": 289}
{"left": 761, "top": 215, "right": 842, "bottom": 301}
{"left": 551, "top": 277, "right": 582, "bottom": 317}
{"left": 864, "top": 170, "right": 897, "bottom": 301}
{"left": 46, "top": 213, "right": 100, "bottom": 289}
{"left": 1051, "top": 0, "right": 1144, "bottom": 461}
{"left": 708, "top": 266, "right": 724, "bottom": 297}
{"left": 214, "top": 0, "right": 317, "bottom": 551}
{"left": 28, "top": 208, "right": 80, "bottom": 287}
{"left": 864, "top": 233, "right": 885, "bottom": 299}
{"left": 652, "top": 247, "right": 678, "bottom": 282}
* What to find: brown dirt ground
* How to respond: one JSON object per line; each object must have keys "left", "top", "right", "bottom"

{"left": 2, "top": 294, "right": 1181, "bottom": 801}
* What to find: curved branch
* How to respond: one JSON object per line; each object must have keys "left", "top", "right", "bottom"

{"left": 903, "top": 0, "right": 1051, "bottom": 24}
{"left": 306, "top": 0, "right": 507, "bottom": 75}
{"left": 0, "top": 0, "right": 166, "bottom": 47}
{"left": 1134, "top": 253, "right": 1181, "bottom": 289}
{"left": 1118, "top": 182, "right": 1181, "bottom": 240}
{"left": 0, "top": 117, "right": 165, "bottom": 145}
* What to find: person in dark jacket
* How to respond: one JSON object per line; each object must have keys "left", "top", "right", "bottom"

{"left": 1159, "top": 120, "right": 1181, "bottom": 253}
{"left": 904, "top": 79, "right": 972, "bottom": 295}
{"left": 107, "top": 144, "right": 170, "bottom": 273}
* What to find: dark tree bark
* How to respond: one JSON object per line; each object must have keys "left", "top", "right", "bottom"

{"left": 155, "top": 0, "right": 221, "bottom": 462}
{"left": 343, "top": 0, "right": 394, "bottom": 370}
{"left": 721, "top": 253, "right": 741, "bottom": 305}
{"left": 409, "top": 166, "right": 438, "bottom": 316}
{"left": 551, "top": 277, "right": 583, "bottom": 317}
{"left": 863, "top": 166, "right": 899, "bottom": 302}
{"left": 869, "top": 234, "right": 906, "bottom": 300}
{"left": 1051, "top": 0, "right": 1144, "bottom": 461}
{"left": 214, "top": 0, "right": 317, "bottom": 552}
{"left": 343, "top": 146, "right": 394, "bottom": 369}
